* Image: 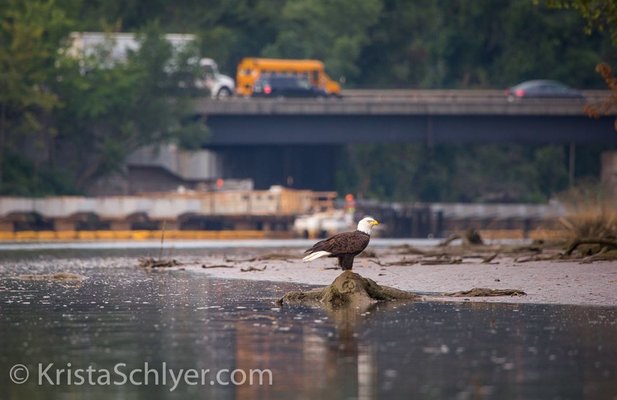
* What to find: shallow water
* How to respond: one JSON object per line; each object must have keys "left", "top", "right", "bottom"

{"left": 0, "top": 238, "right": 443, "bottom": 252}
{"left": 1, "top": 249, "right": 616, "bottom": 399}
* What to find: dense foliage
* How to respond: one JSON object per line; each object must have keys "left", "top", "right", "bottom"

{"left": 1, "top": 0, "right": 615, "bottom": 200}
{"left": 542, "top": 0, "right": 617, "bottom": 46}
{"left": 0, "top": 1, "right": 207, "bottom": 195}
{"left": 336, "top": 144, "right": 601, "bottom": 202}
{"left": 55, "top": 0, "right": 616, "bottom": 87}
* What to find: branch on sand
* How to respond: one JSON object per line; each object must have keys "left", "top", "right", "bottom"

{"left": 444, "top": 288, "right": 526, "bottom": 297}
{"left": 201, "top": 264, "right": 234, "bottom": 269}
{"left": 138, "top": 258, "right": 182, "bottom": 268}
{"left": 438, "top": 229, "right": 484, "bottom": 246}
{"left": 241, "top": 266, "right": 267, "bottom": 272}
{"left": 563, "top": 238, "right": 617, "bottom": 256}
{"left": 225, "top": 253, "right": 294, "bottom": 262}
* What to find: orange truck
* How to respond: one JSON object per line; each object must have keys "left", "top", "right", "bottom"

{"left": 236, "top": 57, "right": 342, "bottom": 97}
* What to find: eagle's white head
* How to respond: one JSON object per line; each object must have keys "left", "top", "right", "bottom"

{"left": 357, "top": 216, "right": 379, "bottom": 235}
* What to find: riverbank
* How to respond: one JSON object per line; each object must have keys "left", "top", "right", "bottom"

{"left": 2, "top": 239, "right": 615, "bottom": 306}
{"left": 184, "top": 246, "right": 617, "bottom": 307}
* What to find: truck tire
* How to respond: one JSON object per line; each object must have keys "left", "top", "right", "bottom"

{"left": 216, "top": 87, "right": 232, "bottom": 99}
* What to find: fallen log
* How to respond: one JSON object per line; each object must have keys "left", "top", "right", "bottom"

{"left": 438, "top": 229, "right": 484, "bottom": 246}
{"left": 445, "top": 288, "right": 526, "bottom": 297}
{"left": 277, "top": 271, "right": 526, "bottom": 308}
{"left": 277, "top": 270, "right": 420, "bottom": 307}
{"left": 241, "top": 266, "right": 267, "bottom": 272}
{"left": 564, "top": 238, "right": 617, "bottom": 256}
{"left": 138, "top": 258, "right": 181, "bottom": 268}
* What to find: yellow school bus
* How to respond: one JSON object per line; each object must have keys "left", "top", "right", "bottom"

{"left": 236, "top": 58, "right": 341, "bottom": 97}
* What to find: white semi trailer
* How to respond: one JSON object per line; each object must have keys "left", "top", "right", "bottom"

{"left": 67, "top": 32, "right": 235, "bottom": 99}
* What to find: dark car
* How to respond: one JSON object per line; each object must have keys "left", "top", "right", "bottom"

{"left": 505, "top": 80, "right": 584, "bottom": 101}
{"left": 252, "top": 74, "right": 327, "bottom": 98}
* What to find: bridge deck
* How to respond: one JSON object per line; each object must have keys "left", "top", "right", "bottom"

{"left": 196, "top": 90, "right": 612, "bottom": 116}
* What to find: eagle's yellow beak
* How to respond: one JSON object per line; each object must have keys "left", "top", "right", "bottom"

{"left": 372, "top": 219, "right": 379, "bottom": 225}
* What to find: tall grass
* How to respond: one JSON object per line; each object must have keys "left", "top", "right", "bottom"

{"left": 558, "top": 183, "right": 617, "bottom": 239}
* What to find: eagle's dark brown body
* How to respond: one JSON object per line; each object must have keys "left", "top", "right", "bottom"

{"left": 303, "top": 230, "right": 370, "bottom": 270}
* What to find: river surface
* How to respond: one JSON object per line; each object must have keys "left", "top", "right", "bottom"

{"left": 0, "top": 244, "right": 616, "bottom": 399}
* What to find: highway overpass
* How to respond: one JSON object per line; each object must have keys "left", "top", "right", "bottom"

{"left": 118, "top": 90, "right": 617, "bottom": 193}
{"left": 196, "top": 90, "right": 617, "bottom": 145}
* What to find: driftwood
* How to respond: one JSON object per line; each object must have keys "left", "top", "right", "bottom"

{"left": 420, "top": 256, "right": 462, "bottom": 265}
{"left": 277, "top": 271, "right": 420, "bottom": 307}
{"left": 16, "top": 272, "right": 86, "bottom": 281}
{"left": 564, "top": 238, "right": 617, "bottom": 256}
{"left": 375, "top": 254, "right": 498, "bottom": 266}
{"left": 580, "top": 249, "right": 617, "bottom": 263}
{"left": 201, "top": 264, "right": 234, "bottom": 269}
{"left": 226, "top": 253, "right": 294, "bottom": 262}
{"left": 241, "top": 266, "right": 267, "bottom": 272}
{"left": 138, "top": 258, "right": 182, "bottom": 268}
{"left": 439, "top": 229, "right": 484, "bottom": 246}
{"left": 393, "top": 245, "right": 430, "bottom": 256}
{"left": 514, "top": 254, "right": 567, "bottom": 263}
{"left": 445, "top": 288, "right": 526, "bottom": 297}
{"left": 386, "top": 236, "right": 617, "bottom": 265}
{"left": 277, "top": 271, "right": 526, "bottom": 308}
{"left": 370, "top": 258, "right": 420, "bottom": 267}
{"left": 481, "top": 253, "right": 498, "bottom": 263}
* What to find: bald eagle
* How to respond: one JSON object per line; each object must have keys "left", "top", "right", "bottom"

{"left": 302, "top": 217, "right": 379, "bottom": 270}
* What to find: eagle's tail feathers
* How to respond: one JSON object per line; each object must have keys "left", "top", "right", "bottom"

{"left": 302, "top": 251, "right": 331, "bottom": 262}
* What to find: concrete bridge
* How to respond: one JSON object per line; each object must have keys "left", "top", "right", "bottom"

{"left": 94, "top": 90, "right": 617, "bottom": 194}
{"left": 180, "top": 90, "right": 617, "bottom": 190}
{"left": 197, "top": 90, "right": 616, "bottom": 145}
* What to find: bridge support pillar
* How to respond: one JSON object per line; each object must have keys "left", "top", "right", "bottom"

{"left": 54, "top": 219, "right": 76, "bottom": 231}
{"left": 109, "top": 220, "right": 132, "bottom": 231}
{"left": 159, "top": 220, "right": 179, "bottom": 230}
{"left": 0, "top": 221, "right": 14, "bottom": 232}
{"left": 261, "top": 221, "right": 273, "bottom": 232}
{"left": 601, "top": 151, "right": 617, "bottom": 198}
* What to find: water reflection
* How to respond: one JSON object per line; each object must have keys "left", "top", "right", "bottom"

{"left": 0, "top": 254, "right": 616, "bottom": 399}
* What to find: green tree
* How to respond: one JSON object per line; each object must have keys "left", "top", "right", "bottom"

{"left": 356, "top": 0, "right": 443, "bottom": 88}
{"left": 541, "top": 0, "right": 617, "bottom": 45}
{"left": 338, "top": 144, "right": 571, "bottom": 203}
{"left": 53, "top": 0, "right": 613, "bottom": 89}
{"left": 357, "top": 0, "right": 610, "bottom": 89}
{"left": 52, "top": 25, "right": 208, "bottom": 190}
{"left": 262, "top": 0, "right": 383, "bottom": 82}
{"left": 0, "top": 0, "right": 71, "bottom": 194}
{"left": 56, "top": 0, "right": 286, "bottom": 76}
{"left": 540, "top": 0, "right": 617, "bottom": 126}
{"left": 193, "top": 0, "right": 286, "bottom": 75}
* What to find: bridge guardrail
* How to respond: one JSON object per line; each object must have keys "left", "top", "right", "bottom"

{"left": 340, "top": 89, "right": 611, "bottom": 103}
